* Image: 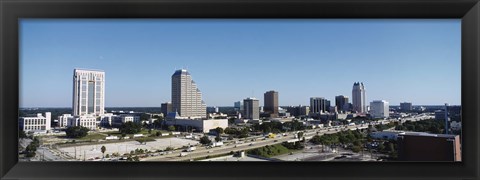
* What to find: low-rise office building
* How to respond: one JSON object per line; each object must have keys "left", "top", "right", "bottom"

{"left": 112, "top": 114, "right": 141, "bottom": 127}
{"left": 67, "top": 115, "right": 98, "bottom": 130}
{"left": 57, "top": 114, "right": 72, "bottom": 128}
{"left": 165, "top": 118, "right": 228, "bottom": 133}
{"left": 19, "top": 112, "right": 52, "bottom": 133}
{"left": 99, "top": 113, "right": 116, "bottom": 127}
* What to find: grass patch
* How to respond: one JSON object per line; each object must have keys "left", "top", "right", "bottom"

{"left": 139, "top": 129, "right": 169, "bottom": 136}
{"left": 106, "top": 129, "right": 169, "bottom": 137}
{"left": 77, "top": 133, "right": 107, "bottom": 140}
{"left": 246, "top": 144, "right": 294, "bottom": 158}
{"left": 190, "top": 152, "right": 232, "bottom": 161}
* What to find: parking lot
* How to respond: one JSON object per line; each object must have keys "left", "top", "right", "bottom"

{"left": 57, "top": 137, "right": 199, "bottom": 160}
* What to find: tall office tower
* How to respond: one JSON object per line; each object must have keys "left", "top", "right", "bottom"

{"left": 161, "top": 102, "right": 173, "bottom": 117}
{"left": 234, "top": 101, "right": 243, "bottom": 111}
{"left": 171, "top": 69, "right": 206, "bottom": 118}
{"left": 400, "top": 102, "right": 413, "bottom": 111}
{"left": 243, "top": 97, "right": 260, "bottom": 120}
{"left": 264, "top": 90, "right": 279, "bottom": 117}
{"left": 72, "top": 69, "right": 105, "bottom": 116}
{"left": 352, "top": 82, "right": 366, "bottom": 113}
{"left": 310, "top": 97, "right": 330, "bottom": 114}
{"left": 370, "top": 100, "right": 389, "bottom": 119}
{"left": 335, "top": 95, "right": 349, "bottom": 112}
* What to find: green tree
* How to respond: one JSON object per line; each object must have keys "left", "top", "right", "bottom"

{"left": 199, "top": 135, "right": 212, "bottom": 145}
{"left": 297, "top": 132, "right": 304, "bottom": 139}
{"left": 215, "top": 127, "right": 224, "bottom": 135}
{"left": 351, "top": 145, "right": 362, "bottom": 153}
{"left": 119, "top": 122, "right": 142, "bottom": 134}
{"left": 168, "top": 125, "right": 176, "bottom": 131}
{"left": 140, "top": 113, "right": 150, "bottom": 121}
{"left": 65, "top": 126, "right": 90, "bottom": 138}
{"left": 310, "top": 135, "right": 322, "bottom": 145}
{"left": 19, "top": 129, "right": 27, "bottom": 138}
{"left": 153, "top": 119, "right": 163, "bottom": 129}
{"left": 224, "top": 127, "right": 236, "bottom": 134}
{"left": 215, "top": 135, "right": 222, "bottom": 142}
{"left": 101, "top": 146, "right": 106, "bottom": 158}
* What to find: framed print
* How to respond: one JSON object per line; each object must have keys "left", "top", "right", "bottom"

{"left": 1, "top": 0, "right": 479, "bottom": 180}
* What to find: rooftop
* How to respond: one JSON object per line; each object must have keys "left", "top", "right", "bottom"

{"left": 172, "top": 69, "right": 190, "bottom": 76}
{"left": 74, "top": 68, "right": 105, "bottom": 72}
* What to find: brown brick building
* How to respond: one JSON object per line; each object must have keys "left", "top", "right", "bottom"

{"left": 397, "top": 132, "right": 461, "bottom": 161}
{"left": 264, "top": 90, "right": 278, "bottom": 118}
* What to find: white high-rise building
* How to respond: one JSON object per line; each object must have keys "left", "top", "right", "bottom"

{"left": 72, "top": 69, "right": 105, "bottom": 116}
{"left": 352, "top": 82, "right": 366, "bottom": 113}
{"left": 243, "top": 97, "right": 259, "bottom": 120}
{"left": 171, "top": 69, "right": 206, "bottom": 118}
{"left": 370, "top": 100, "right": 389, "bottom": 119}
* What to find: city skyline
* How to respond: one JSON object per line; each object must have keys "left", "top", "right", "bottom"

{"left": 20, "top": 19, "right": 461, "bottom": 107}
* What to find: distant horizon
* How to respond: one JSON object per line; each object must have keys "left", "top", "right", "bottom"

{"left": 20, "top": 19, "right": 461, "bottom": 107}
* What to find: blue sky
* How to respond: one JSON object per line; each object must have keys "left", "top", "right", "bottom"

{"left": 20, "top": 19, "right": 460, "bottom": 107}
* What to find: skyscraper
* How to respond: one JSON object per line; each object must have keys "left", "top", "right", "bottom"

{"left": 264, "top": 90, "right": 279, "bottom": 117}
{"left": 335, "top": 95, "right": 349, "bottom": 112}
{"left": 161, "top": 102, "right": 173, "bottom": 117}
{"left": 234, "top": 101, "right": 243, "bottom": 111}
{"left": 310, "top": 97, "right": 330, "bottom": 114}
{"left": 243, "top": 97, "right": 259, "bottom": 120}
{"left": 352, "top": 82, "right": 366, "bottom": 113}
{"left": 72, "top": 69, "right": 105, "bottom": 116}
{"left": 171, "top": 69, "right": 206, "bottom": 118}
{"left": 370, "top": 100, "right": 389, "bottom": 119}
{"left": 400, "top": 102, "right": 413, "bottom": 111}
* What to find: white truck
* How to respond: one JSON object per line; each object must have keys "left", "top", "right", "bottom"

{"left": 212, "top": 142, "right": 223, "bottom": 147}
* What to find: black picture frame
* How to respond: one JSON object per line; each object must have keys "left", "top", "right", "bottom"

{"left": 1, "top": 0, "right": 479, "bottom": 179}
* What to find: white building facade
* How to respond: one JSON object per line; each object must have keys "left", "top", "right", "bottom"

{"left": 19, "top": 112, "right": 51, "bottom": 132}
{"left": 370, "top": 100, "right": 389, "bottom": 119}
{"left": 57, "top": 114, "right": 72, "bottom": 128}
{"left": 165, "top": 119, "right": 228, "bottom": 133}
{"left": 171, "top": 69, "right": 207, "bottom": 118}
{"left": 68, "top": 115, "right": 98, "bottom": 130}
{"left": 72, "top": 69, "right": 105, "bottom": 116}
{"left": 112, "top": 114, "right": 141, "bottom": 127}
{"left": 352, "top": 82, "right": 366, "bottom": 113}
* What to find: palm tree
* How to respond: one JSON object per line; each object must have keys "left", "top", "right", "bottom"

{"left": 101, "top": 146, "right": 106, "bottom": 158}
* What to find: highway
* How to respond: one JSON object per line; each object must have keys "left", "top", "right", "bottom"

{"left": 142, "top": 124, "right": 369, "bottom": 161}
{"left": 142, "top": 114, "right": 433, "bottom": 161}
